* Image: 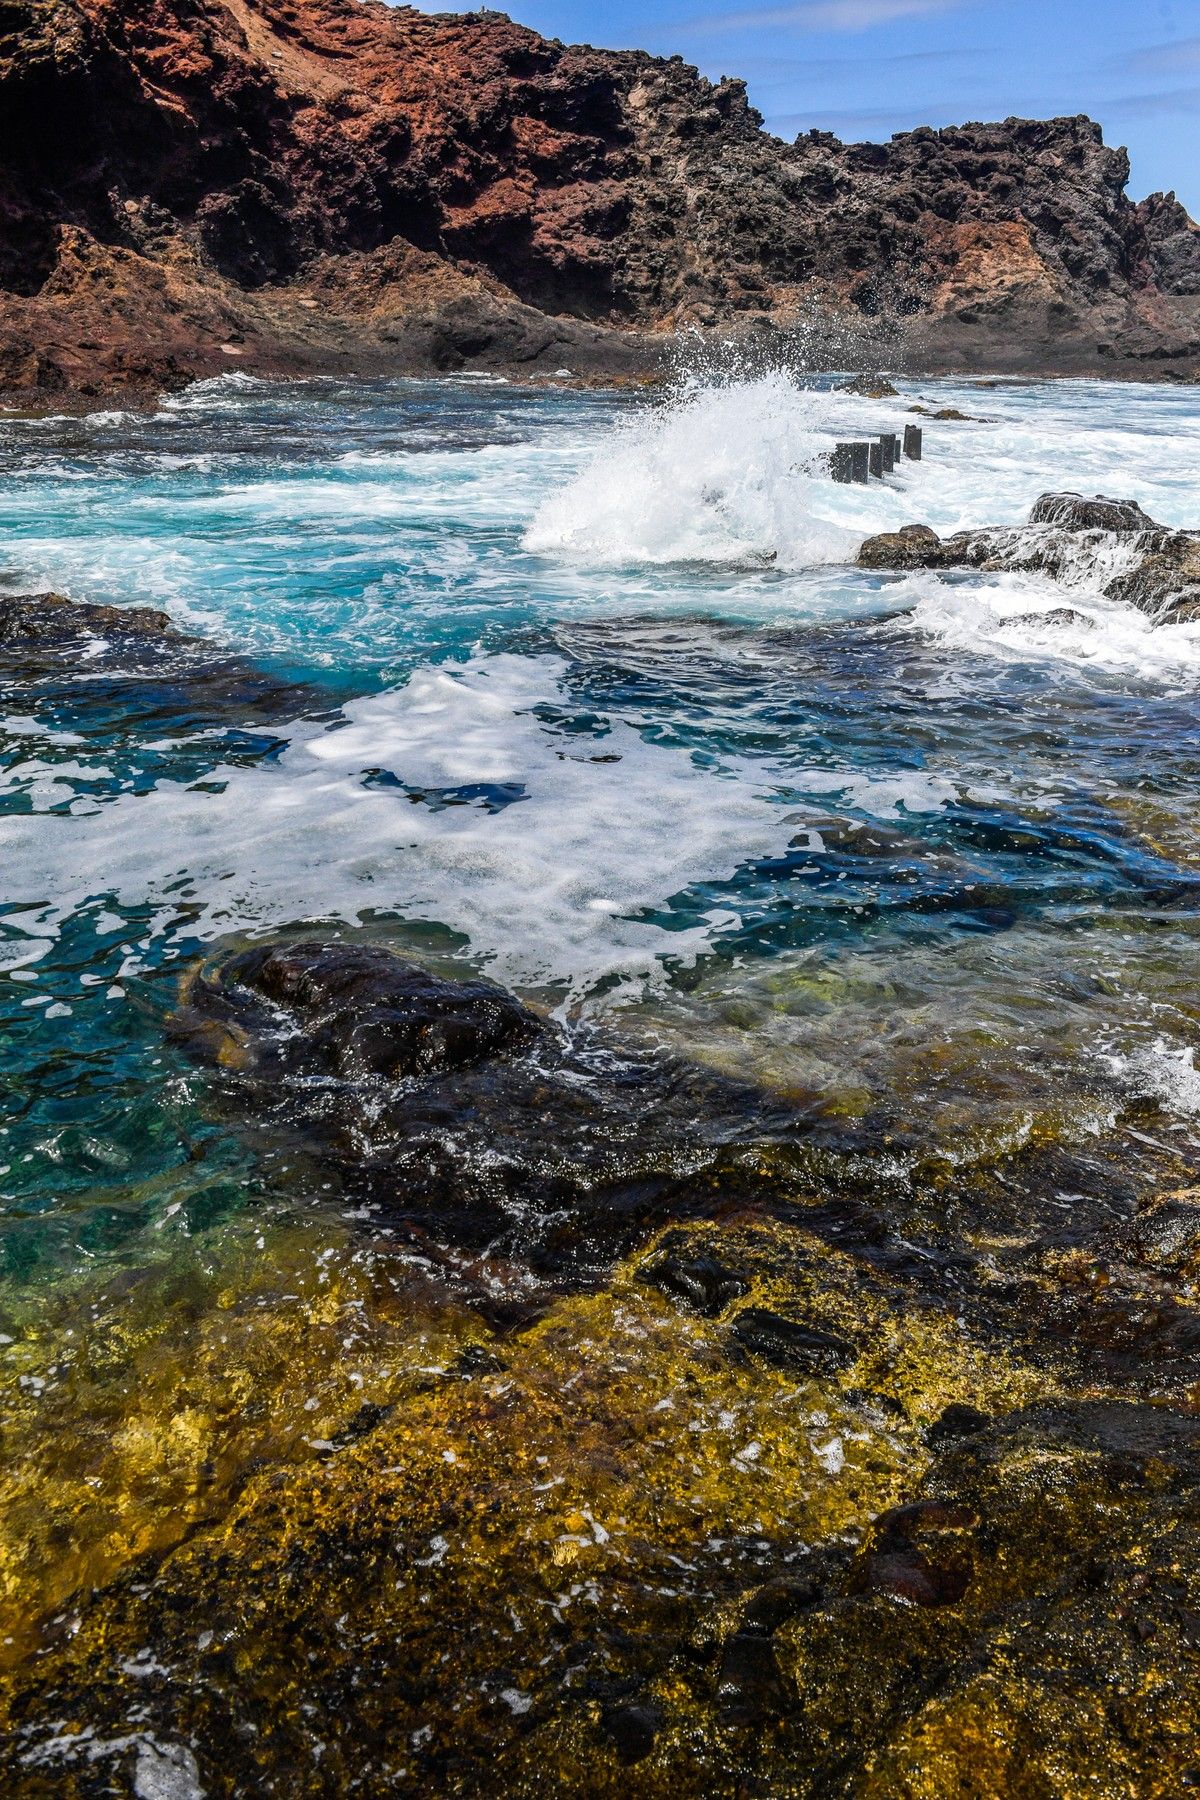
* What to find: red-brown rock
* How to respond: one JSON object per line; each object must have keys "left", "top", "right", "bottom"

{"left": 1, "top": 0, "right": 1197, "bottom": 401}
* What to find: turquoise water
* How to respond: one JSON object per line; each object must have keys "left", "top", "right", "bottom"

{"left": 3, "top": 369, "right": 1200, "bottom": 1297}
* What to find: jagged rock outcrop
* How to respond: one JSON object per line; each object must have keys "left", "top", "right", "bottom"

{"left": 0, "top": 591, "right": 174, "bottom": 641}
{"left": 858, "top": 493, "right": 1200, "bottom": 619}
{"left": 1, "top": 0, "right": 1198, "bottom": 400}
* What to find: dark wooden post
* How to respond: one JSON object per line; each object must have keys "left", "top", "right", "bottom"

{"left": 831, "top": 443, "right": 854, "bottom": 483}
{"left": 851, "top": 442, "right": 869, "bottom": 484}
{"left": 869, "top": 441, "right": 884, "bottom": 479}
{"left": 904, "top": 425, "right": 923, "bottom": 461}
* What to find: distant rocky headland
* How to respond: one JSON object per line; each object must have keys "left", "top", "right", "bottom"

{"left": 2, "top": 0, "right": 1200, "bottom": 402}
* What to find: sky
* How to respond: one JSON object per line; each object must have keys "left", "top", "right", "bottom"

{"left": 401, "top": 0, "right": 1200, "bottom": 216}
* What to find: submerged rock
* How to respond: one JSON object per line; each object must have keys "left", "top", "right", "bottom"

{"left": 641, "top": 1238, "right": 750, "bottom": 1316}
{"left": 857, "top": 492, "right": 1200, "bottom": 618}
{"left": 0, "top": 591, "right": 174, "bottom": 642}
{"left": 600, "top": 1701, "right": 662, "bottom": 1764}
{"left": 169, "top": 939, "right": 798, "bottom": 1293}
{"left": 729, "top": 1305, "right": 857, "bottom": 1374}
{"left": 5, "top": 1209, "right": 1200, "bottom": 1798}
{"left": 208, "top": 941, "right": 546, "bottom": 1082}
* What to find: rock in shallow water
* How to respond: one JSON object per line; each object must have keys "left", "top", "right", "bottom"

{"left": 169, "top": 938, "right": 799, "bottom": 1292}
{"left": 857, "top": 492, "right": 1200, "bottom": 618}
{"left": 729, "top": 1304, "right": 857, "bottom": 1374}
{"left": 0, "top": 591, "right": 174, "bottom": 642}
{"left": 214, "top": 941, "right": 546, "bottom": 1081}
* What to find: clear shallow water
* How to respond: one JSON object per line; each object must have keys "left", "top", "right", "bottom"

{"left": 2, "top": 367, "right": 1200, "bottom": 1278}
{"left": 5, "top": 365, "right": 1200, "bottom": 1784}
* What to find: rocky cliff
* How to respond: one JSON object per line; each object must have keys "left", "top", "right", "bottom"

{"left": 2, "top": 0, "right": 1199, "bottom": 399}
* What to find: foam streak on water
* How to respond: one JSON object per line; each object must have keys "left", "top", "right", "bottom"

{"left": 2, "top": 368, "right": 1200, "bottom": 1141}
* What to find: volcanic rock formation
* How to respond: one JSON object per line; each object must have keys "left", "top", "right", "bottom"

{"left": 2, "top": 0, "right": 1200, "bottom": 399}
{"left": 858, "top": 493, "right": 1200, "bottom": 619}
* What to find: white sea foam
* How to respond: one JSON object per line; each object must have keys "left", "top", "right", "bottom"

{"left": 525, "top": 369, "right": 1200, "bottom": 579}
{"left": 1103, "top": 1037, "right": 1200, "bottom": 1120}
{"left": 0, "top": 653, "right": 799, "bottom": 997}
{"left": 903, "top": 572, "right": 1200, "bottom": 683}
{"left": 525, "top": 373, "right": 872, "bottom": 569}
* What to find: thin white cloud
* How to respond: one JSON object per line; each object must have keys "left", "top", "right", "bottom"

{"left": 1101, "top": 84, "right": 1200, "bottom": 119}
{"left": 1117, "top": 36, "right": 1200, "bottom": 76}
{"left": 690, "top": 0, "right": 964, "bottom": 36}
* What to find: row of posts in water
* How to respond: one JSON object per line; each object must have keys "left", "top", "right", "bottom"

{"left": 830, "top": 425, "right": 923, "bottom": 483}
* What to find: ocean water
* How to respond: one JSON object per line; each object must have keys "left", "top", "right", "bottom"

{"left": 2, "top": 366, "right": 1200, "bottom": 1602}
{"left": 4, "top": 371, "right": 1200, "bottom": 1169}
{"left": 5, "top": 361, "right": 1200, "bottom": 1781}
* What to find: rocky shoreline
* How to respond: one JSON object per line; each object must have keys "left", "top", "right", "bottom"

{"left": 4, "top": 923, "right": 1200, "bottom": 1794}
{"left": 858, "top": 490, "right": 1200, "bottom": 621}
{"left": 2, "top": 575, "right": 1200, "bottom": 1792}
{"left": 2, "top": 1, "right": 1199, "bottom": 406}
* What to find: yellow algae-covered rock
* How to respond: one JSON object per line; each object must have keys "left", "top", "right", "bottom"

{"left": 0, "top": 1208, "right": 495, "bottom": 1669}
{"left": 0, "top": 1212, "right": 1078, "bottom": 1796}
{"left": 3, "top": 939, "right": 1200, "bottom": 1800}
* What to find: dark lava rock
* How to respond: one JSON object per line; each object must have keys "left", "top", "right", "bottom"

{"left": 1115, "top": 1192, "right": 1200, "bottom": 1274}
{"left": 1028, "top": 491, "right": 1161, "bottom": 531}
{"left": 837, "top": 375, "right": 900, "bottom": 398}
{"left": 856, "top": 497, "right": 1200, "bottom": 620}
{"left": 216, "top": 941, "right": 545, "bottom": 1082}
{"left": 729, "top": 1306, "right": 856, "bottom": 1375}
{"left": 641, "top": 1244, "right": 749, "bottom": 1317}
{"left": 0, "top": 591, "right": 174, "bottom": 642}
{"left": 856, "top": 524, "right": 946, "bottom": 571}
{"left": 170, "top": 939, "right": 799, "bottom": 1294}
{"left": 926, "top": 1403, "right": 991, "bottom": 1447}
{"left": 716, "top": 1631, "right": 790, "bottom": 1726}
{"left": 854, "top": 1499, "right": 977, "bottom": 1608}
{"left": 740, "top": 1576, "right": 822, "bottom": 1636}
{"left": 601, "top": 1701, "right": 662, "bottom": 1765}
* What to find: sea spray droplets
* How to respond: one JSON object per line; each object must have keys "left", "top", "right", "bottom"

{"left": 525, "top": 373, "right": 866, "bottom": 569}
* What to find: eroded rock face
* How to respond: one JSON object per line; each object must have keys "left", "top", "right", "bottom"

{"left": 0, "top": 0, "right": 1197, "bottom": 397}
{"left": 858, "top": 494, "right": 1200, "bottom": 618}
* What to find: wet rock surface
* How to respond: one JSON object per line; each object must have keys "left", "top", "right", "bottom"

{"left": 0, "top": 591, "right": 173, "bottom": 642}
{"left": 858, "top": 492, "right": 1200, "bottom": 618}
{"left": 167, "top": 939, "right": 801, "bottom": 1293}
{"left": 0, "top": 591, "right": 334, "bottom": 750}
{"left": 4, "top": 1182, "right": 1200, "bottom": 1796}
{"left": 1028, "top": 490, "right": 1163, "bottom": 531}
{"left": 856, "top": 523, "right": 944, "bottom": 570}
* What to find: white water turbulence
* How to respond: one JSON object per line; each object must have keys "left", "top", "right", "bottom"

{"left": 523, "top": 368, "right": 1200, "bottom": 683}
{"left": 0, "top": 654, "right": 794, "bottom": 1000}
{"left": 525, "top": 372, "right": 865, "bottom": 569}
{"left": 3, "top": 368, "right": 1200, "bottom": 1129}
{"left": 904, "top": 572, "right": 1200, "bottom": 682}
